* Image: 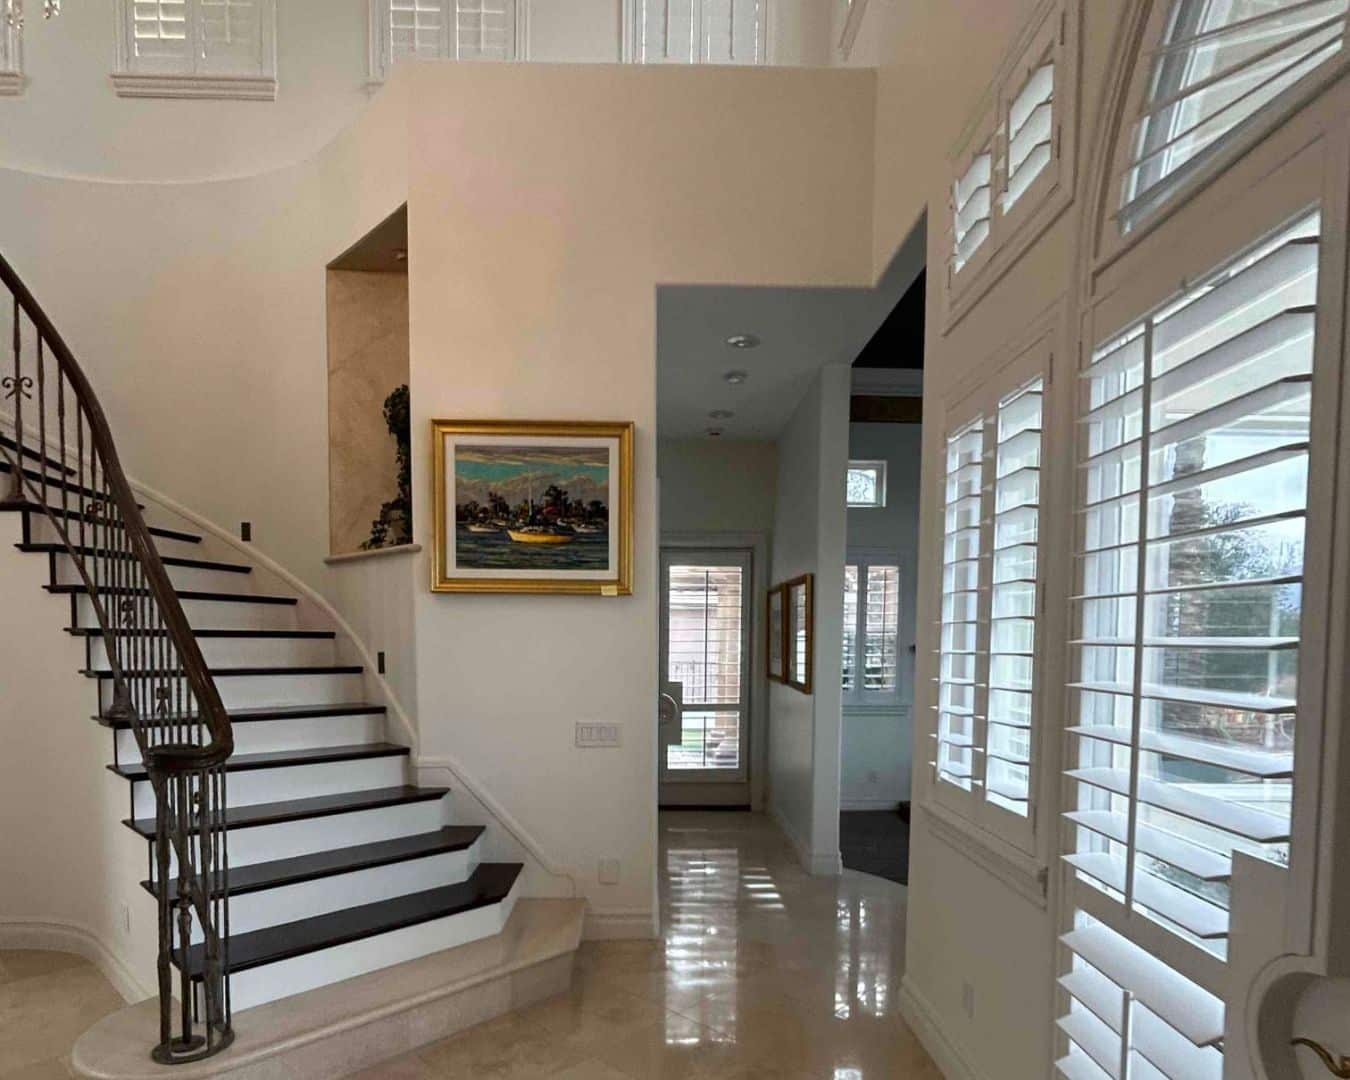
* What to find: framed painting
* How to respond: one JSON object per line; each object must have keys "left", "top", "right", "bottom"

{"left": 767, "top": 584, "right": 786, "bottom": 682}
{"left": 432, "top": 420, "right": 634, "bottom": 594}
{"left": 783, "top": 573, "right": 813, "bottom": 694}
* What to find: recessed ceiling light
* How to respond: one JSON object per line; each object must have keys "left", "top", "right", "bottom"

{"left": 709, "top": 409, "right": 735, "bottom": 420}
{"left": 706, "top": 428, "right": 724, "bottom": 438}
{"left": 724, "top": 370, "right": 749, "bottom": 385}
{"left": 726, "top": 334, "right": 760, "bottom": 349}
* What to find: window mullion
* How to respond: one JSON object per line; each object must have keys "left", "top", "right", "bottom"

{"left": 975, "top": 412, "right": 998, "bottom": 801}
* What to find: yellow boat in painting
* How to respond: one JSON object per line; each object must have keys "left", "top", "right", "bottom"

{"left": 507, "top": 527, "right": 574, "bottom": 545}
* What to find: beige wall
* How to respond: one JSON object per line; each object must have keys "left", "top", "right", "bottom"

{"left": 327, "top": 269, "right": 410, "bottom": 556}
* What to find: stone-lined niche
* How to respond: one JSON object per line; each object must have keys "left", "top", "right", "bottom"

{"left": 326, "top": 205, "right": 412, "bottom": 556}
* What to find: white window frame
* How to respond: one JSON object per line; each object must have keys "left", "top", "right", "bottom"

{"left": 111, "top": 0, "right": 277, "bottom": 100}
{"left": 944, "top": 0, "right": 1079, "bottom": 330}
{"left": 0, "top": 15, "right": 22, "bottom": 96}
{"left": 846, "top": 459, "right": 887, "bottom": 508}
{"left": 842, "top": 549, "right": 904, "bottom": 708}
{"left": 622, "top": 0, "right": 771, "bottom": 65}
{"left": 1061, "top": 25, "right": 1350, "bottom": 1072}
{"left": 1092, "top": 0, "right": 1350, "bottom": 274}
{"left": 367, "top": 0, "right": 528, "bottom": 83}
{"left": 927, "top": 331, "right": 1054, "bottom": 863}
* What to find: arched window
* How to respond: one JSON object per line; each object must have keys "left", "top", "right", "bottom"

{"left": 1059, "top": 2, "right": 1350, "bottom": 1076}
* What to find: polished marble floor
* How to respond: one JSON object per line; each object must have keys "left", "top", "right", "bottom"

{"left": 1, "top": 811, "right": 940, "bottom": 1079}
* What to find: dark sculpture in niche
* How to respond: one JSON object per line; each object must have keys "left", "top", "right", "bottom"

{"left": 361, "top": 384, "right": 413, "bottom": 550}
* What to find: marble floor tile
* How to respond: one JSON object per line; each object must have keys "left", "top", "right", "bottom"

{"left": 0, "top": 954, "right": 119, "bottom": 1080}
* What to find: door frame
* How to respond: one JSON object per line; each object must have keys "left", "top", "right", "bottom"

{"left": 660, "top": 531, "right": 770, "bottom": 810}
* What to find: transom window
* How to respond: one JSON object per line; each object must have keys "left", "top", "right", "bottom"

{"left": 1120, "top": 0, "right": 1350, "bottom": 230}
{"left": 629, "top": 0, "right": 767, "bottom": 65}
{"left": 846, "top": 460, "right": 888, "bottom": 508}
{"left": 113, "top": 0, "right": 277, "bottom": 98}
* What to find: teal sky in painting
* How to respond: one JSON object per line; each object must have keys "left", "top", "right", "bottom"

{"left": 455, "top": 445, "right": 609, "bottom": 486}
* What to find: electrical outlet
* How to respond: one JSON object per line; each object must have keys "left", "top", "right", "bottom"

{"left": 377, "top": 651, "right": 386, "bottom": 675}
{"left": 598, "top": 859, "right": 621, "bottom": 885}
{"left": 961, "top": 980, "right": 975, "bottom": 1020}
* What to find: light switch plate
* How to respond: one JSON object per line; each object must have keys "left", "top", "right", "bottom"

{"left": 576, "top": 722, "right": 622, "bottom": 748}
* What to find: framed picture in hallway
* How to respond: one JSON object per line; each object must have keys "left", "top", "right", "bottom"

{"left": 783, "top": 573, "right": 813, "bottom": 694}
{"left": 431, "top": 420, "right": 634, "bottom": 594}
{"left": 767, "top": 584, "right": 786, "bottom": 682}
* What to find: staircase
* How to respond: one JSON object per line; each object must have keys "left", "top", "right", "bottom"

{"left": 1, "top": 252, "right": 579, "bottom": 1075}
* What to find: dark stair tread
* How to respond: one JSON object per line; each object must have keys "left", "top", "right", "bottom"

{"left": 0, "top": 434, "right": 77, "bottom": 475}
{"left": 13, "top": 501, "right": 201, "bottom": 544}
{"left": 144, "top": 826, "right": 486, "bottom": 901}
{"left": 125, "top": 785, "right": 448, "bottom": 839}
{"left": 178, "top": 863, "right": 522, "bottom": 979}
{"left": 47, "top": 584, "right": 297, "bottom": 605}
{"left": 83, "top": 663, "right": 362, "bottom": 679}
{"left": 70, "top": 627, "right": 335, "bottom": 640}
{"left": 0, "top": 460, "right": 143, "bottom": 507}
{"left": 111, "top": 741, "right": 409, "bottom": 781}
{"left": 98, "top": 701, "right": 386, "bottom": 730}
{"left": 20, "top": 543, "right": 250, "bottom": 574}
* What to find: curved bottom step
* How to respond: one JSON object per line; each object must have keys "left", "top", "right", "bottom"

{"left": 71, "top": 898, "right": 585, "bottom": 1080}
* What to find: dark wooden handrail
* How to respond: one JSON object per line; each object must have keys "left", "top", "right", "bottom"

{"left": 0, "top": 248, "right": 234, "bottom": 1062}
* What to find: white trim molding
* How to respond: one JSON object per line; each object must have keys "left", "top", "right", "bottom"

{"left": 112, "top": 0, "right": 278, "bottom": 101}
{"left": 898, "top": 976, "right": 983, "bottom": 1080}
{"left": 0, "top": 919, "right": 152, "bottom": 1005}
{"left": 918, "top": 800, "right": 1048, "bottom": 909}
{"left": 770, "top": 801, "right": 843, "bottom": 877}
{"left": 582, "top": 908, "right": 659, "bottom": 941}
{"left": 325, "top": 543, "right": 423, "bottom": 566}
{"left": 108, "top": 72, "right": 277, "bottom": 100}
{"left": 0, "top": 70, "right": 21, "bottom": 96}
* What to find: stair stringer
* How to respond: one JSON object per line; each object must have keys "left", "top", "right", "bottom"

{"left": 122, "top": 476, "right": 582, "bottom": 907}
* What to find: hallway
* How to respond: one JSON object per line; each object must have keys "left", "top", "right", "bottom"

{"left": 361, "top": 811, "right": 938, "bottom": 1077}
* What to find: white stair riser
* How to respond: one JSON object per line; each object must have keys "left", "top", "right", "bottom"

{"left": 74, "top": 594, "right": 299, "bottom": 631}
{"left": 219, "top": 885, "right": 519, "bottom": 1011}
{"left": 172, "top": 798, "right": 452, "bottom": 871}
{"left": 24, "top": 515, "right": 206, "bottom": 560}
{"left": 130, "top": 756, "right": 409, "bottom": 818}
{"left": 186, "top": 841, "right": 483, "bottom": 944}
{"left": 99, "top": 672, "right": 366, "bottom": 713}
{"left": 88, "top": 635, "right": 337, "bottom": 671}
{"left": 115, "top": 713, "right": 388, "bottom": 764}
{"left": 49, "top": 555, "right": 254, "bottom": 594}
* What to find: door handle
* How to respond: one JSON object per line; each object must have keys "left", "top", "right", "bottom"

{"left": 659, "top": 692, "right": 680, "bottom": 727}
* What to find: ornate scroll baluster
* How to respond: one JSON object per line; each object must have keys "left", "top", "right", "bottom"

{"left": 0, "top": 249, "right": 233, "bottom": 1064}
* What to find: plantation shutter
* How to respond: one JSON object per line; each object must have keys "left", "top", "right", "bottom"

{"left": 1061, "top": 211, "right": 1319, "bottom": 1077}
{"left": 1002, "top": 61, "right": 1055, "bottom": 211}
{"left": 454, "top": 0, "right": 514, "bottom": 60}
{"left": 197, "top": 0, "right": 265, "bottom": 73}
{"left": 842, "top": 565, "right": 859, "bottom": 694}
{"left": 952, "top": 150, "right": 993, "bottom": 274}
{"left": 863, "top": 565, "right": 900, "bottom": 692}
{"left": 389, "top": 0, "right": 448, "bottom": 62}
{"left": 636, "top": 0, "right": 764, "bottom": 64}
{"left": 1120, "top": 0, "right": 1349, "bottom": 228}
{"left": 131, "top": 0, "right": 192, "bottom": 65}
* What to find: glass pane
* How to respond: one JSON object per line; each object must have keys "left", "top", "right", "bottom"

{"left": 863, "top": 565, "right": 900, "bottom": 691}
{"left": 667, "top": 565, "right": 744, "bottom": 707}
{"left": 666, "top": 710, "right": 742, "bottom": 771}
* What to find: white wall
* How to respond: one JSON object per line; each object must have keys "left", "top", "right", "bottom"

{"left": 657, "top": 438, "right": 778, "bottom": 809}
{"left": 767, "top": 365, "right": 849, "bottom": 875}
{"left": 1, "top": 0, "right": 830, "bottom": 182}
{"left": 842, "top": 418, "right": 920, "bottom": 810}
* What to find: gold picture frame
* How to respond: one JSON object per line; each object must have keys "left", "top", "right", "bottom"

{"left": 431, "top": 419, "right": 634, "bottom": 595}
{"left": 782, "top": 573, "right": 813, "bottom": 694}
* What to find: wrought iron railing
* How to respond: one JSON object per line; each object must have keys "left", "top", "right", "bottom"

{"left": 0, "top": 251, "right": 234, "bottom": 1063}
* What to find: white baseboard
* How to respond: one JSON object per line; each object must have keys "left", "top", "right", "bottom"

{"left": 0, "top": 918, "right": 152, "bottom": 1004}
{"left": 582, "top": 908, "right": 657, "bottom": 941}
{"left": 898, "top": 975, "right": 981, "bottom": 1080}
{"left": 840, "top": 797, "right": 905, "bottom": 811}
{"left": 768, "top": 803, "right": 842, "bottom": 877}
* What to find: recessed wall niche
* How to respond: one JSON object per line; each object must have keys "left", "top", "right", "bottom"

{"left": 326, "top": 205, "right": 412, "bottom": 556}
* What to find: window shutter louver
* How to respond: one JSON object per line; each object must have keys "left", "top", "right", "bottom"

{"left": 842, "top": 565, "right": 859, "bottom": 694}
{"left": 863, "top": 565, "right": 900, "bottom": 692}
{"left": 952, "top": 151, "right": 993, "bottom": 274}
{"left": 1062, "top": 211, "right": 1319, "bottom": 1076}
{"left": 1003, "top": 60, "right": 1055, "bottom": 212}
{"left": 1120, "top": 0, "right": 1349, "bottom": 229}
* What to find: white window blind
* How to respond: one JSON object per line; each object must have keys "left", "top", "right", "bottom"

{"left": 116, "top": 0, "right": 275, "bottom": 93}
{"left": 953, "top": 151, "right": 993, "bottom": 274}
{"left": 987, "top": 379, "right": 1043, "bottom": 814}
{"left": 1061, "top": 211, "right": 1319, "bottom": 1077}
{"left": 665, "top": 563, "right": 745, "bottom": 771}
{"left": 1003, "top": 60, "right": 1055, "bottom": 211}
{"left": 1121, "top": 0, "right": 1349, "bottom": 229}
{"left": 936, "top": 417, "right": 985, "bottom": 790}
{"left": 634, "top": 0, "right": 765, "bottom": 65}
{"left": 843, "top": 560, "right": 902, "bottom": 703}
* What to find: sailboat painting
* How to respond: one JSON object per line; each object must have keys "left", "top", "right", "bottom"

{"left": 432, "top": 420, "right": 634, "bottom": 594}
